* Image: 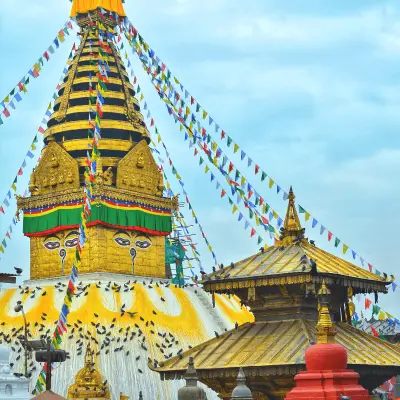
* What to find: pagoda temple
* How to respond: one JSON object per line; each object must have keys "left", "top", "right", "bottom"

{"left": 0, "top": 0, "right": 252, "bottom": 398}
{"left": 153, "top": 188, "right": 400, "bottom": 399}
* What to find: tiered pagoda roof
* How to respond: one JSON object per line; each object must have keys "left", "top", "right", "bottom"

{"left": 153, "top": 189, "right": 400, "bottom": 399}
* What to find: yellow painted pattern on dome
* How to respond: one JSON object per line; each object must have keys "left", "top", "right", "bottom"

{"left": 215, "top": 295, "right": 254, "bottom": 325}
{"left": 70, "top": 0, "right": 126, "bottom": 17}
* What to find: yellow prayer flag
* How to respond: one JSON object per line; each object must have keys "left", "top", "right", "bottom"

{"left": 185, "top": 106, "right": 190, "bottom": 116}
{"left": 0, "top": 245, "right": 4, "bottom": 254}
{"left": 387, "top": 312, "right": 394, "bottom": 319}
{"left": 11, "top": 183, "right": 17, "bottom": 192}
{"left": 268, "top": 178, "right": 274, "bottom": 189}
{"left": 241, "top": 176, "right": 246, "bottom": 187}
{"left": 255, "top": 215, "right": 260, "bottom": 226}
{"left": 233, "top": 143, "right": 239, "bottom": 153}
{"left": 378, "top": 310, "right": 386, "bottom": 321}
{"left": 202, "top": 110, "right": 208, "bottom": 119}
{"left": 3, "top": 95, "right": 9, "bottom": 103}
{"left": 31, "top": 144, "right": 36, "bottom": 151}
{"left": 180, "top": 124, "right": 183, "bottom": 131}
{"left": 176, "top": 174, "right": 182, "bottom": 180}
{"left": 140, "top": 93, "right": 144, "bottom": 101}
{"left": 272, "top": 211, "right": 278, "bottom": 219}
{"left": 305, "top": 212, "right": 310, "bottom": 221}
{"left": 205, "top": 165, "right": 210, "bottom": 173}
{"left": 232, "top": 205, "right": 238, "bottom": 214}
{"left": 343, "top": 244, "right": 349, "bottom": 254}
{"left": 212, "top": 141, "right": 217, "bottom": 151}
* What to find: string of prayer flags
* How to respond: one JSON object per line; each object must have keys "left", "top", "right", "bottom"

{"left": 119, "top": 19, "right": 391, "bottom": 281}
{"left": 123, "top": 32, "right": 278, "bottom": 241}
{"left": 0, "top": 40, "right": 79, "bottom": 222}
{"left": 34, "top": 23, "right": 107, "bottom": 396}
{"left": 126, "top": 70, "right": 218, "bottom": 269}
{"left": 0, "top": 21, "right": 74, "bottom": 127}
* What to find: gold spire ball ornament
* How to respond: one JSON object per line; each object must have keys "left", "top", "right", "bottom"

{"left": 67, "top": 344, "right": 111, "bottom": 399}
{"left": 70, "top": 0, "right": 126, "bottom": 18}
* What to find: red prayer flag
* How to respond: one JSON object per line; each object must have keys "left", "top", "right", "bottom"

{"left": 190, "top": 96, "right": 195, "bottom": 105}
{"left": 2, "top": 108, "right": 10, "bottom": 118}
{"left": 221, "top": 189, "right": 226, "bottom": 198}
{"left": 38, "top": 126, "right": 45, "bottom": 134}
{"left": 261, "top": 216, "right": 269, "bottom": 225}
{"left": 202, "top": 128, "right": 206, "bottom": 136}
{"left": 368, "top": 263, "right": 373, "bottom": 272}
{"left": 0, "top": 206, "right": 4, "bottom": 214}
{"left": 43, "top": 51, "right": 50, "bottom": 61}
{"left": 6, "top": 232, "right": 10, "bottom": 239}
{"left": 250, "top": 228, "right": 256, "bottom": 237}
{"left": 221, "top": 130, "right": 226, "bottom": 139}
{"left": 255, "top": 165, "right": 260, "bottom": 175}
{"left": 161, "top": 63, "right": 166, "bottom": 71}
{"left": 248, "top": 190, "right": 253, "bottom": 198}
{"left": 371, "top": 326, "right": 379, "bottom": 338}
{"left": 327, "top": 231, "right": 333, "bottom": 241}
{"left": 17, "top": 168, "right": 23, "bottom": 176}
{"left": 364, "top": 298, "right": 372, "bottom": 309}
{"left": 259, "top": 197, "right": 264, "bottom": 206}
{"left": 150, "top": 118, "right": 154, "bottom": 127}
{"left": 194, "top": 148, "right": 198, "bottom": 156}
{"left": 228, "top": 162, "right": 234, "bottom": 173}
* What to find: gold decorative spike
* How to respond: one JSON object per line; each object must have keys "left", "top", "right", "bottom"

{"left": 68, "top": 343, "right": 111, "bottom": 399}
{"left": 120, "top": 393, "right": 129, "bottom": 400}
{"left": 279, "top": 186, "right": 305, "bottom": 244}
{"left": 316, "top": 280, "right": 336, "bottom": 344}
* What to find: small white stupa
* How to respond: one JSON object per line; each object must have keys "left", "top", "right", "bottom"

{"left": 0, "top": 346, "right": 31, "bottom": 399}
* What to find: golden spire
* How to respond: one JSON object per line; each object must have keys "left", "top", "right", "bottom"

{"left": 316, "top": 280, "right": 336, "bottom": 344}
{"left": 279, "top": 187, "right": 305, "bottom": 243}
{"left": 70, "top": 0, "right": 126, "bottom": 18}
{"left": 67, "top": 343, "right": 111, "bottom": 399}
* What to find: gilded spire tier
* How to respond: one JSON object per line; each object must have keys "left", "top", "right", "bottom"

{"left": 70, "top": 0, "right": 126, "bottom": 18}
{"left": 44, "top": 29, "right": 149, "bottom": 179}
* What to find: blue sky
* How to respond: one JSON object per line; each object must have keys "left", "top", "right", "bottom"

{"left": 0, "top": 0, "right": 400, "bottom": 318}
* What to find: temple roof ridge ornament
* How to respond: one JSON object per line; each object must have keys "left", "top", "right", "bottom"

{"left": 279, "top": 186, "right": 305, "bottom": 245}
{"left": 316, "top": 280, "right": 336, "bottom": 344}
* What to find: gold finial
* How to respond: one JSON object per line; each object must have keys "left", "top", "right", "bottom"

{"left": 70, "top": 0, "right": 126, "bottom": 18}
{"left": 316, "top": 280, "right": 336, "bottom": 344}
{"left": 279, "top": 186, "right": 305, "bottom": 243}
{"left": 84, "top": 342, "right": 94, "bottom": 367}
{"left": 120, "top": 393, "right": 129, "bottom": 400}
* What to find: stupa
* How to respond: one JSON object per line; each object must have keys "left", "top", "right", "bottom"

{"left": 153, "top": 188, "right": 400, "bottom": 399}
{"left": 0, "top": 1, "right": 252, "bottom": 398}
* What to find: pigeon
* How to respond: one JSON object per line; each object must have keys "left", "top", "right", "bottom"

{"left": 14, "top": 267, "right": 23, "bottom": 275}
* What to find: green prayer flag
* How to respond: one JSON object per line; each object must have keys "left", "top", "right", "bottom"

{"left": 235, "top": 170, "right": 240, "bottom": 181}
{"left": 257, "top": 236, "right": 263, "bottom": 245}
{"left": 228, "top": 198, "right": 233, "bottom": 205}
{"left": 298, "top": 205, "right": 306, "bottom": 213}
{"left": 2, "top": 239, "right": 7, "bottom": 249}
{"left": 334, "top": 237, "right": 340, "bottom": 247}
{"left": 227, "top": 137, "right": 232, "bottom": 147}
{"left": 375, "top": 269, "right": 381, "bottom": 276}
{"left": 372, "top": 304, "right": 380, "bottom": 316}
{"left": 249, "top": 209, "right": 254, "bottom": 219}
{"left": 261, "top": 171, "right": 267, "bottom": 181}
{"left": 199, "top": 157, "right": 204, "bottom": 165}
{"left": 0, "top": 116, "right": 3, "bottom": 126}
{"left": 196, "top": 103, "right": 200, "bottom": 112}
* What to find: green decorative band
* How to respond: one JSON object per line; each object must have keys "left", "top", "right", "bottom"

{"left": 23, "top": 201, "right": 172, "bottom": 236}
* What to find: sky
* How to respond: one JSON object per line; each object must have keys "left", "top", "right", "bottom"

{"left": 0, "top": 0, "right": 400, "bottom": 318}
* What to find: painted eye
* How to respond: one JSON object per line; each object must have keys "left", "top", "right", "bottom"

{"left": 44, "top": 241, "right": 60, "bottom": 250}
{"left": 114, "top": 237, "right": 131, "bottom": 247}
{"left": 64, "top": 237, "right": 78, "bottom": 248}
{"left": 135, "top": 240, "right": 151, "bottom": 249}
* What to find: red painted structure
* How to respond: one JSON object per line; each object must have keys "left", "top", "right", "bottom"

{"left": 285, "top": 342, "right": 370, "bottom": 400}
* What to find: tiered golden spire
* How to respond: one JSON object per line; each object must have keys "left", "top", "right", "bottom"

{"left": 67, "top": 344, "right": 110, "bottom": 399}
{"left": 316, "top": 280, "right": 337, "bottom": 344}
{"left": 279, "top": 186, "right": 305, "bottom": 244}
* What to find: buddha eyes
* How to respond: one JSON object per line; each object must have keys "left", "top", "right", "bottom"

{"left": 44, "top": 241, "right": 60, "bottom": 250}
{"left": 135, "top": 240, "right": 151, "bottom": 249}
{"left": 114, "top": 237, "right": 131, "bottom": 247}
{"left": 113, "top": 237, "right": 152, "bottom": 249}
{"left": 65, "top": 237, "right": 79, "bottom": 248}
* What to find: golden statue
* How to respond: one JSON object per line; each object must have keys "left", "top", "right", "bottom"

{"left": 137, "top": 152, "right": 145, "bottom": 168}
{"left": 67, "top": 343, "right": 110, "bottom": 399}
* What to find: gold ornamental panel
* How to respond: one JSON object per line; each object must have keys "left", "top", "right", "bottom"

{"left": 117, "top": 140, "right": 164, "bottom": 197}
{"left": 30, "top": 225, "right": 167, "bottom": 280}
{"left": 29, "top": 141, "right": 79, "bottom": 196}
{"left": 54, "top": 91, "right": 129, "bottom": 105}
{"left": 58, "top": 76, "right": 131, "bottom": 91}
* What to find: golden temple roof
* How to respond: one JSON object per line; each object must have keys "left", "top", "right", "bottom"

{"left": 153, "top": 320, "right": 400, "bottom": 375}
{"left": 70, "top": 0, "right": 126, "bottom": 17}
{"left": 202, "top": 189, "right": 386, "bottom": 292}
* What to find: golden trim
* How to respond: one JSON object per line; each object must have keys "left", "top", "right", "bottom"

{"left": 78, "top": 55, "right": 117, "bottom": 63}
{"left": 44, "top": 120, "right": 147, "bottom": 137}
{"left": 76, "top": 156, "right": 121, "bottom": 168}
{"left": 58, "top": 76, "right": 133, "bottom": 91}
{"left": 18, "top": 185, "right": 173, "bottom": 210}
{"left": 66, "top": 64, "right": 129, "bottom": 78}
{"left": 54, "top": 91, "right": 138, "bottom": 105}
{"left": 49, "top": 105, "right": 144, "bottom": 122}
{"left": 63, "top": 139, "right": 134, "bottom": 152}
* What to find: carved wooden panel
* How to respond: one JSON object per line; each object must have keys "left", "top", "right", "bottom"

{"left": 29, "top": 141, "right": 79, "bottom": 195}
{"left": 116, "top": 140, "right": 164, "bottom": 196}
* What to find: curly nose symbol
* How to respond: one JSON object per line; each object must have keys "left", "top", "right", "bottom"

{"left": 130, "top": 247, "right": 137, "bottom": 272}
{"left": 59, "top": 248, "right": 66, "bottom": 274}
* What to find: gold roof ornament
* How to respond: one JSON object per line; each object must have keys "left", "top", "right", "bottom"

{"left": 70, "top": 0, "right": 126, "bottom": 18}
{"left": 279, "top": 186, "right": 305, "bottom": 245}
{"left": 316, "top": 280, "right": 336, "bottom": 344}
{"left": 67, "top": 343, "right": 110, "bottom": 399}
